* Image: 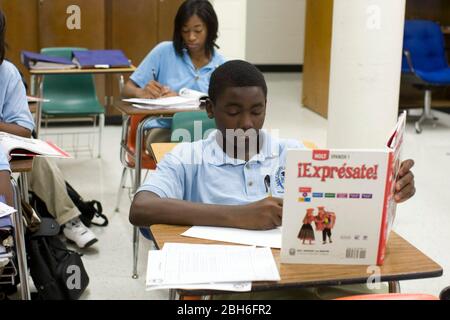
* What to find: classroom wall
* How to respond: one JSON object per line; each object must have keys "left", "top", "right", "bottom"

{"left": 245, "top": 0, "right": 306, "bottom": 65}
{"left": 211, "top": 0, "right": 247, "bottom": 60}
{"left": 327, "top": 0, "right": 406, "bottom": 149}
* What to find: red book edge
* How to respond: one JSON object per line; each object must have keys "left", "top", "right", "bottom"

{"left": 45, "top": 141, "right": 71, "bottom": 158}
{"left": 376, "top": 152, "right": 394, "bottom": 265}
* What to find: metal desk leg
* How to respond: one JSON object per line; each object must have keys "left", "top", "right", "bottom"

{"left": 11, "top": 179, "right": 31, "bottom": 300}
{"left": 132, "top": 116, "right": 156, "bottom": 279}
{"left": 19, "top": 173, "right": 29, "bottom": 205}
{"left": 388, "top": 281, "right": 401, "bottom": 293}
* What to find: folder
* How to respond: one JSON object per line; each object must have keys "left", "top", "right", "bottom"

{"left": 72, "top": 49, "right": 131, "bottom": 69}
{"left": 21, "top": 51, "right": 77, "bottom": 70}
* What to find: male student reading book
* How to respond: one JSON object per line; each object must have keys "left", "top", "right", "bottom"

{"left": 129, "top": 60, "right": 416, "bottom": 299}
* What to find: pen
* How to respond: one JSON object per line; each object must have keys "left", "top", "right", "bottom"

{"left": 152, "top": 68, "right": 157, "bottom": 81}
{"left": 264, "top": 175, "right": 272, "bottom": 197}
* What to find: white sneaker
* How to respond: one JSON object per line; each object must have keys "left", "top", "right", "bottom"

{"left": 63, "top": 217, "right": 98, "bottom": 248}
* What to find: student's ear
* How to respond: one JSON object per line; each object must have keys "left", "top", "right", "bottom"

{"left": 205, "top": 98, "right": 215, "bottom": 119}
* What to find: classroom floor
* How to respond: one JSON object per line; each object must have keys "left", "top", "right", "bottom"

{"left": 35, "top": 73, "right": 450, "bottom": 299}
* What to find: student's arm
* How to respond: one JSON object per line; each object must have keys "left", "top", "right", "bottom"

{"left": 130, "top": 192, "right": 283, "bottom": 230}
{"left": 0, "top": 122, "right": 32, "bottom": 138}
{"left": 0, "top": 171, "right": 13, "bottom": 206}
{"left": 122, "top": 79, "right": 173, "bottom": 99}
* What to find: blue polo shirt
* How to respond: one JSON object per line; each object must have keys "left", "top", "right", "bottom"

{"left": 0, "top": 148, "right": 10, "bottom": 172}
{"left": 138, "top": 130, "right": 304, "bottom": 205}
{"left": 130, "top": 41, "right": 226, "bottom": 93}
{"left": 0, "top": 60, "right": 35, "bottom": 133}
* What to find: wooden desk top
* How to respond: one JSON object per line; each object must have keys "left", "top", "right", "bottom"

{"left": 29, "top": 65, "right": 136, "bottom": 75}
{"left": 114, "top": 102, "right": 199, "bottom": 116}
{"left": 149, "top": 143, "right": 178, "bottom": 163}
{"left": 150, "top": 224, "right": 443, "bottom": 295}
{"left": 10, "top": 159, "right": 33, "bottom": 173}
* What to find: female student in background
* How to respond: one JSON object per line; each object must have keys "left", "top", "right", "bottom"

{"left": 122, "top": 0, "right": 226, "bottom": 147}
{"left": 122, "top": 0, "right": 226, "bottom": 98}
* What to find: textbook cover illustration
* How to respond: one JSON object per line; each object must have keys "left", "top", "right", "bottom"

{"left": 0, "top": 132, "right": 71, "bottom": 160}
{"left": 281, "top": 112, "right": 406, "bottom": 266}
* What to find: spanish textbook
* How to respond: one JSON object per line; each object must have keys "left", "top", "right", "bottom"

{"left": 281, "top": 112, "right": 406, "bottom": 265}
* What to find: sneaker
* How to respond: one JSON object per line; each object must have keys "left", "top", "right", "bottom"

{"left": 63, "top": 217, "right": 98, "bottom": 248}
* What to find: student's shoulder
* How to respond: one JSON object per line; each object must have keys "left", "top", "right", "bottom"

{"left": 152, "top": 41, "right": 176, "bottom": 55}
{"left": 0, "top": 60, "right": 21, "bottom": 82}
{"left": 212, "top": 49, "right": 227, "bottom": 65}
{"left": 164, "top": 137, "right": 212, "bottom": 165}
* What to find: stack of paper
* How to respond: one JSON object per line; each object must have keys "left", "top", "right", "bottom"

{"left": 0, "top": 202, "right": 16, "bottom": 218}
{"left": 0, "top": 203, "right": 15, "bottom": 267}
{"left": 124, "top": 96, "right": 200, "bottom": 110}
{"left": 146, "top": 243, "right": 280, "bottom": 292}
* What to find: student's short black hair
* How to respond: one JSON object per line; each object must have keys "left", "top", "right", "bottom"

{"left": 0, "top": 10, "right": 6, "bottom": 65}
{"left": 173, "top": 0, "right": 219, "bottom": 57}
{"left": 208, "top": 60, "right": 268, "bottom": 104}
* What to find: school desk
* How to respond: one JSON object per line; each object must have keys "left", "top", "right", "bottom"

{"left": 9, "top": 159, "right": 34, "bottom": 300}
{"left": 150, "top": 224, "right": 443, "bottom": 300}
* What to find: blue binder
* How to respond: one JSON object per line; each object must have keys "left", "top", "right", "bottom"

{"left": 21, "top": 50, "right": 75, "bottom": 69}
{"left": 72, "top": 49, "right": 131, "bottom": 69}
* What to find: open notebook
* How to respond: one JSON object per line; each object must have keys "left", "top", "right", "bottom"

{"left": 123, "top": 88, "right": 206, "bottom": 109}
{"left": 0, "top": 132, "right": 71, "bottom": 160}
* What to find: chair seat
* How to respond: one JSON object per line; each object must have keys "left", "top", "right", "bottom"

{"left": 143, "top": 118, "right": 172, "bottom": 130}
{"left": 416, "top": 68, "right": 450, "bottom": 85}
{"left": 42, "top": 99, "right": 105, "bottom": 116}
{"left": 124, "top": 146, "right": 156, "bottom": 170}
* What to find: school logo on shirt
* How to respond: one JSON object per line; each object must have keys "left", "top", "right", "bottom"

{"left": 274, "top": 166, "right": 285, "bottom": 194}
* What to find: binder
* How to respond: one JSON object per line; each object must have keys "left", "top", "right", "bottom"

{"left": 72, "top": 49, "right": 131, "bottom": 69}
{"left": 21, "top": 51, "right": 76, "bottom": 70}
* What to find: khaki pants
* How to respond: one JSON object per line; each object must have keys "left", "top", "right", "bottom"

{"left": 213, "top": 283, "right": 389, "bottom": 300}
{"left": 27, "top": 157, "right": 80, "bottom": 225}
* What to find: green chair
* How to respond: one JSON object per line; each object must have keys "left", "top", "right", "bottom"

{"left": 170, "top": 111, "right": 216, "bottom": 142}
{"left": 40, "top": 47, "right": 105, "bottom": 158}
{"left": 131, "top": 110, "right": 216, "bottom": 279}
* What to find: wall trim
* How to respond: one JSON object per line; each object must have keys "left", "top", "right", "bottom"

{"left": 254, "top": 64, "right": 303, "bottom": 73}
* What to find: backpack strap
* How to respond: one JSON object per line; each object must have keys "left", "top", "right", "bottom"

{"left": 89, "top": 201, "right": 108, "bottom": 227}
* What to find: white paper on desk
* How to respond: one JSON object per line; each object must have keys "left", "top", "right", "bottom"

{"left": 147, "top": 243, "right": 280, "bottom": 286}
{"left": 131, "top": 103, "right": 199, "bottom": 110}
{"left": 182, "top": 226, "right": 282, "bottom": 249}
{"left": 0, "top": 202, "right": 16, "bottom": 218}
{"left": 146, "top": 250, "right": 252, "bottom": 292}
{"left": 124, "top": 96, "right": 199, "bottom": 106}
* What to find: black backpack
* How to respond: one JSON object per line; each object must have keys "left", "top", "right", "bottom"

{"left": 65, "top": 182, "right": 108, "bottom": 227}
{"left": 26, "top": 217, "right": 89, "bottom": 300}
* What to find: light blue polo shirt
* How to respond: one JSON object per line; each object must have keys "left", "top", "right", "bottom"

{"left": 130, "top": 41, "right": 226, "bottom": 93}
{"left": 0, "top": 60, "right": 35, "bottom": 133}
{"left": 0, "top": 148, "right": 10, "bottom": 172}
{"left": 138, "top": 130, "right": 304, "bottom": 205}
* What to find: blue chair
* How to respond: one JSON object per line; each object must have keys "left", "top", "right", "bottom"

{"left": 402, "top": 20, "right": 450, "bottom": 133}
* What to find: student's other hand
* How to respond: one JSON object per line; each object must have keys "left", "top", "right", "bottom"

{"left": 141, "top": 80, "right": 164, "bottom": 98}
{"left": 394, "top": 159, "right": 416, "bottom": 203}
{"left": 239, "top": 197, "right": 283, "bottom": 230}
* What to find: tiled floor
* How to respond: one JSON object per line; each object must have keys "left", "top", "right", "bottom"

{"left": 39, "top": 73, "right": 449, "bottom": 299}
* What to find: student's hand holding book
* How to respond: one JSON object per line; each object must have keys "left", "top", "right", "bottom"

{"left": 236, "top": 197, "right": 283, "bottom": 230}
{"left": 394, "top": 159, "right": 416, "bottom": 203}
